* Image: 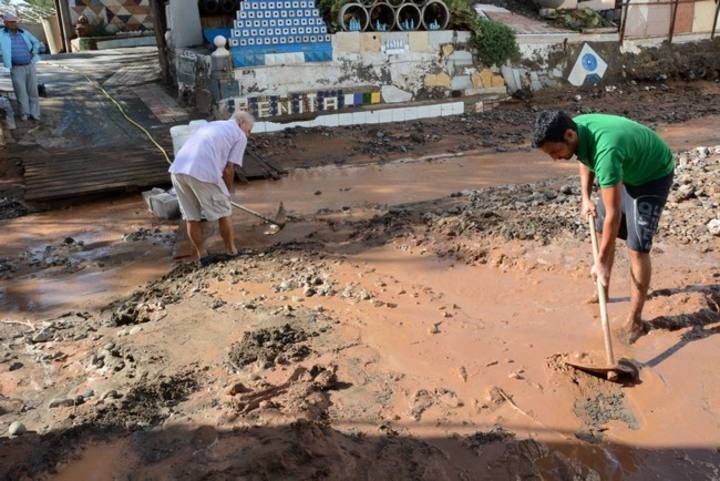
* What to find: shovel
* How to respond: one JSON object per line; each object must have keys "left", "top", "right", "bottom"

{"left": 565, "top": 216, "right": 640, "bottom": 384}
{"left": 231, "top": 200, "right": 287, "bottom": 235}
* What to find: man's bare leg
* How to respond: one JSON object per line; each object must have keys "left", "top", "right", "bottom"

{"left": 624, "top": 249, "right": 651, "bottom": 343}
{"left": 187, "top": 221, "right": 208, "bottom": 260}
{"left": 218, "top": 216, "right": 238, "bottom": 256}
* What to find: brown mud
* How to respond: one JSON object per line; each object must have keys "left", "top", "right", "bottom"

{"left": 1, "top": 121, "right": 720, "bottom": 479}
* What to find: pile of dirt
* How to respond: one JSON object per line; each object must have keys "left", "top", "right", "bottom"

{"left": 93, "top": 372, "right": 199, "bottom": 429}
{"left": 663, "top": 146, "right": 720, "bottom": 245}
{"left": 104, "top": 264, "right": 194, "bottom": 326}
{"left": 228, "top": 364, "right": 338, "bottom": 422}
{"left": 624, "top": 38, "right": 720, "bottom": 83}
{"left": 228, "top": 324, "right": 314, "bottom": 370}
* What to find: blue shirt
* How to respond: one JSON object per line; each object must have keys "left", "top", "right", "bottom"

{"left": 10, "top": 31, "right": 32, "bottom": 66}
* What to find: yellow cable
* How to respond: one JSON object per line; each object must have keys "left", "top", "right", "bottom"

{"left": 47, "top": 62, "right": 173, "bottom": 165}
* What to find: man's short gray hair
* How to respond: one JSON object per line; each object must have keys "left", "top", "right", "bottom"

{"left": 232, "top": 110, "right": 255, "bottom": 126}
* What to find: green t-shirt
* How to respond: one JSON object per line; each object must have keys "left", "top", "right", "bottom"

{"left": 574, "top": 114, "right": 674, "bottom": 187}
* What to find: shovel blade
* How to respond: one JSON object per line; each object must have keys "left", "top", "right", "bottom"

{"left": 565, "top": 358, "right": 640, "bottom": 384}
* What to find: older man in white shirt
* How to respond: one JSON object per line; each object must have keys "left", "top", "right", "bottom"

{"left": 169, "top": 111, "right": 254, "bottom": 263}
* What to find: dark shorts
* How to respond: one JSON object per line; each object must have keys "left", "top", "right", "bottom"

{"left": 596, "top": 173, "right": 673, "bottom": 253}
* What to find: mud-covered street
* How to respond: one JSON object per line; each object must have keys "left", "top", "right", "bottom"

{"left": 2, "top": 96, "right": 720, "bottom": 480}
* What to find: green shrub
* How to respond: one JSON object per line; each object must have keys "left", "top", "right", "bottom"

{"left": 444, "top": 0, "right": 519, "bottom": 68}
{"left": 469, "top": 18, "right": 519, "bottom": 68}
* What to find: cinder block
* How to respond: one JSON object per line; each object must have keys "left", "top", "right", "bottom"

{"left": 455, "top": 31, "right": 472, "bottom": 44}
{"left": 361, "top": 32, "right": 381, "bottom": 53}
{"left": 452, "top": 102, "right": 464, "bottom": 115}
{"left": 315, "top": 114, "right": 339, "bottom": 127}
{"left": 352, "top": 111, "right": 368, "bottom": 124}
{"left": 440, "top": 103, "right": 455, "bottom": 116}
{"left": 427, "top": 30, "right": 454, "bottom": 49}
{"left": 391, "top": 108, "right": 406, "bottom": 122}
{"left": 451, "top": 75, "right": 472, "bottom": 91}
{"left": 408, "top": 31, "right": 430, "bottom": 52}
{"left": 378, "top": 109, "right": 394, "bottom": 124}
{"left": 333, "top": 32, "right": 361, "bottom": 53}
{"left": 447, "top": 50, "right": 473, "bottom": 75}
{"left": 415, "top": 106, "right": 432, "bottom": 119}
{"left": 405, "top": 108, "right": 419, "bottom": 120}
{"left": 365, "top": 111, "right": 380, "bottom": 124}
{"left": 337, "top": 113, "right": 353, "bottom": 126}
{"left": 427, "top": 104, "right": 442, "bottom": 117}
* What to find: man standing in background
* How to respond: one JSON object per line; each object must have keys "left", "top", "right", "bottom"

{"left": 0, "top": 14, "right": 42, "bottom": 122}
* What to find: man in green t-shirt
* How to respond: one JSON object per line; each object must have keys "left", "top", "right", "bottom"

{"left": 533, "top": 111, "right": 675, "bottom": 343}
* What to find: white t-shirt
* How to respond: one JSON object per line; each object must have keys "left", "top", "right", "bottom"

{"left": 169, "top": 120, "right": 247, "bottom": 196}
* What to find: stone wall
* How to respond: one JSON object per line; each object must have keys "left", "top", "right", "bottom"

{"left": 68, "top": 0, "right": 153, "bottom": 33}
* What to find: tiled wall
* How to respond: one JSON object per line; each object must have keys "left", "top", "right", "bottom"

{"left": 230, "top": 0, "right": 332, "bottom": 67}
{"left": 246, "top": 102, "right": 465, "bottom": 133}
{"left": 68, "top": 0, "right": 153, "bottom": 33}
{"left": 220, "top": 88, "right": 383, "bottom": 119}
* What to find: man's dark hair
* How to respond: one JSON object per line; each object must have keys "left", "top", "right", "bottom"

{"left": 532, "top": 111, "right": 577, "bottom": 148}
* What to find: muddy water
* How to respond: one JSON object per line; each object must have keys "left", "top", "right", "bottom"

{"left": 236, "top": 150, "right": 575, "bottom": 217}
{"left": 309, "top": 241, "right": 720, "bottom": 478}
{"left": 658, "top": 114, "right": 720, "bottom": 151}
{"left": 0, "top": 197, "right": 173, "bottom": 320}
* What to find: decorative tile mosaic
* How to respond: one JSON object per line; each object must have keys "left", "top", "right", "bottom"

{"left": 230, "top": 0, "right": 332, "bottom": 67}
{"left": 69, "top": 0, "right": 153, "bottom": 32}
{"left": 220, "top": 88, "right": 381, "bottom": 118}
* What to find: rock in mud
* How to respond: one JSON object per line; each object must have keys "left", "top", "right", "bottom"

{"left": 30, "top": 328, "right": 54, "bottom": 343}
{"left": 437, "top": 389, "right": 462, "bottom": 408}
{"left": 93, "top": 373, "right": 198, "bottom": 428}
{"left": 228, "top": 324, "right": 312, "bottom": 370}
{"left": 8, "top": 421, "right": 26, "bottom": 436}
{"left": 9, "top": 361, "right": 23, "bottom": 371}
{"left": 707, "top": 219, "right": 720, "bottom": 236}
{"left": 465, "top": 427, "right": 515, "bottom": 448}
{"left": 48, "top": 398, "right": 76, "bottom": 409}
{"left": 410, "top": 389, "right": 435, "bottom": 421}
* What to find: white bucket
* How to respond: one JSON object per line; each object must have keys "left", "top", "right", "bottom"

{"left": 189, "top": 119, "right": 209, "bottom": 130}
{"left": 170, "top": 125, "right": 193, "bottom": 156}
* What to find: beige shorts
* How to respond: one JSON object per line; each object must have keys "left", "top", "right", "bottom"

{"left": 171, "top": 173, "right": 232, "bottom": 222}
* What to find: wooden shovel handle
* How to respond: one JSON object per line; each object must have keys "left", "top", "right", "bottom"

{"left": 588, "top": 216, "right": 616, "bottom": 367}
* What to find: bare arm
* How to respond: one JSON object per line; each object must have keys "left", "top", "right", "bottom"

{"left": 598, "top": 184, "right": 622, "bottom": 265}
{"left": 223, "top": 163, "right": 235, "bottom": 195}
{"left": 579, "top": 163, "right": 595, "bottom": 203}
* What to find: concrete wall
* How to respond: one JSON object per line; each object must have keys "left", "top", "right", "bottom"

{"left": 174, "top": 30, "right": 510, "bottom": 120}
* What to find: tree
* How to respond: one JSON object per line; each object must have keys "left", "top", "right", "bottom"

{"left": 1, "top": 0, "right": 57, "bottom": 23}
